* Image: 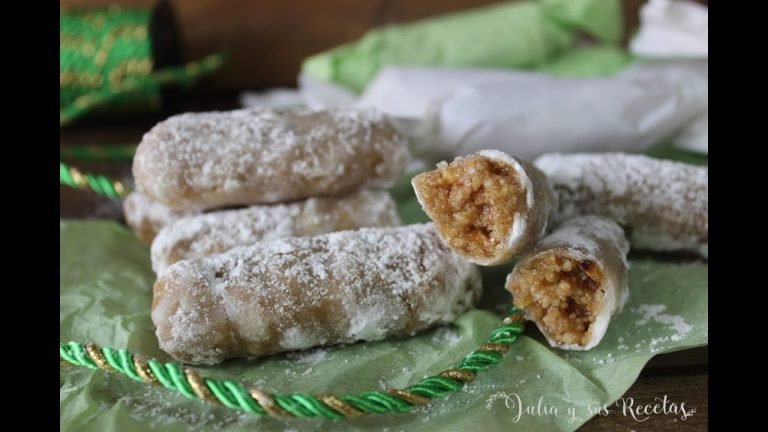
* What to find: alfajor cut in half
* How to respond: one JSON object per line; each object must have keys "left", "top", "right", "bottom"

{"left": 411, "top": 149, "right": 557, "bottom": 265}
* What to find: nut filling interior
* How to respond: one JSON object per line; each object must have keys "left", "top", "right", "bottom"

{"left": 509, "top": 253, "right": 605, "bottom": 347}
{"left": 415, "top": 156, "right": 524, "bottom": 259}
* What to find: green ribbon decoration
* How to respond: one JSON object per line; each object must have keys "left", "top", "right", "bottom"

{"left": 60, "top": 6, "right": 225, "bottom": 126}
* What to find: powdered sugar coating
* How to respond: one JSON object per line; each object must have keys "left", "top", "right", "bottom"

{"left": 133, "top": 107, "right": 410, "bottom": 210}
{"left": 123, "top": 192, "right": 198, "bottom": 246}
{"left": 533, "top": 215, "right": 630, "bottom": 265}
{"left": 534, "top": 153, "right": 707, "bottom": 257}
{"left": 152, "top": 223, "right": 482, "bottom": 365}
{"left": 150, "top": 189, "right": 401, "bottom": 274}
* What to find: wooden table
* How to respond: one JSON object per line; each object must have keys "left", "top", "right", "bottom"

{"left": 60, "top": 107, "right": 708, "bottom": 431}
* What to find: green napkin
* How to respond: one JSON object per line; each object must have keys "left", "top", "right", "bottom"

{"left": 60, "top": 169, "right": 707, "bottom": 431}
{"left": 537, "top": 45, "right": 632, "bottom": 77}
{"left": 302, "top": 0, "right": 625, "bottom": 93}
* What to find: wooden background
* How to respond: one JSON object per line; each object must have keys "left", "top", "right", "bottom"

{"left": 60, "top": 1, "right": 709, "bottom": 430}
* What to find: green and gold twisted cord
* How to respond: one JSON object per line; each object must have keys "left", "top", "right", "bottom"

{"left": 61, "top": 309, "right": 526, "bottom": 419}
{"left": 60, "top": 162, "right": 128, "bottom": 199}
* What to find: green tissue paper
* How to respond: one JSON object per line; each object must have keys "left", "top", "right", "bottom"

{"left": 302, "top": 0, "right": 626, "bottom": 92}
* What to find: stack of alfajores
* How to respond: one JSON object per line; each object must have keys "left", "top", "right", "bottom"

{"left": 127, "top": 107, "right": 484, "bottom": 365}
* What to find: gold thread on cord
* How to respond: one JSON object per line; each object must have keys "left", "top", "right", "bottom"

{"left": 318, "top": 394, "right": 365, "bottom": 418}
{"left": 439, "top": 368, "right": 476, "bottom": 383}
{"left": 84, "top": 343, "right": 114, "bottom": 372}
{"left": 113, "top": 181, "right": 126, "bottom": 196}
{"left": 389, "top": 389, "right": 430, "bottom": 406}
{"left": 479, "top": 343, "right": 509, "bottom": 354}
{"left": 184, "top": 368, "right": 219, "bottom": 405}
{"left": 133, "top": 356, "right": 159, "bottom": 386}
{"left": 249, "top": 387, "right": 291, "bottom": 417}
{"left": 68, "top": 167, "right": 86, "bottom": 187}
{"left": 503, "top": 312, "right": 525, "bottom": 325}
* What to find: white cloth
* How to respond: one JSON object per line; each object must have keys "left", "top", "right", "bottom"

{"left": 629, "top": 0, "right": 708, "bottom": 153}
{"left": 630, "top": 0, "right": 708, "bottom": 59}
{"left": 352, "top": 63, "right": 708, "bottom": 161}
{"left": 355, "top": 67, "right": 542, "bottom": 118}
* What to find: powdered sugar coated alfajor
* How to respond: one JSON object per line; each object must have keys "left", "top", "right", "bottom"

{"left": 534, "top": 153, "right": 708, "bottom": 257}
{"left": 152, "top": 223, "right": 481, "bottom": 365}
{"left": 123, "top": 192, "right": 199, "bottom": 246}
{"left": 506, "top": 216, "right": 629, "bottom": 351}
{"left": 411, "top": 149, "right": 557, "bottom": 266}
{"left": 150, "top": 189, "right": 402, "bottom": 274}
{"left": 133, "top": 108, "right": 410, "bottom": 210}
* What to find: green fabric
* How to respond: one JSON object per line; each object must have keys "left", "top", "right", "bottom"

{"left": 60, "top": 168, "right": 707, "bottom": 431}
{"left": 302, "top": 0, "right": 625, "bottom": 92}
{"left": 538, "top": 45, "right": 632, "bottom": 77}
{"left": 60, "top": 8, "right": 155, "bottom": 109}
{"left": 541, "top": 0, "right": 622, "bottom": 44}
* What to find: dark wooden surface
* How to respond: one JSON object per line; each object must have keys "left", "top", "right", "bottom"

{"left": 60, "top": 117, "right": 708, "bottom": 431}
